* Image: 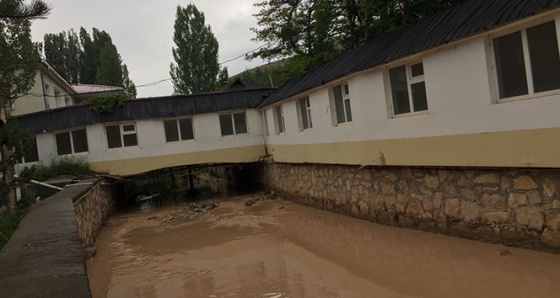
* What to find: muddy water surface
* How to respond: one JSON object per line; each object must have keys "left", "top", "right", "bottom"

{"left": 87, "top": 195, "right": 560, "bottom": 298}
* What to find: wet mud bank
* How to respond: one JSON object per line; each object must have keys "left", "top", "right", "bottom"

{"left": 87, "top": 194, "right": 560, "bottom": 298}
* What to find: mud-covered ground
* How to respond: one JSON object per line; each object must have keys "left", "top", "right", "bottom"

{"left": 87, "top": 194, "right": 560, "bottom": 298}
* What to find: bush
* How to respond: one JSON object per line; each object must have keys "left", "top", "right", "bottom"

{"left": 0, "top": 196, "right": 35, "bottom": 249}
{"left": 19, "top": 156, "right": 94, "bottom": 182}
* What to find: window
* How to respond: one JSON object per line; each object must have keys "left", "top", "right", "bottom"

{"left": 55, "top": 128, "right": 88, "bottom": 155}
{"left": 164, "top": 118, "right": 194, "bottom": 142}
{"left": 274, "top": 105, "right": 285, "bottom": 134}
{"left": 262, "top": 111, "right": 269, "bottom": 136}
{"left": 493, "top": 21, "right": 560, "bottom": 100}
{"left": 333, "top": 84, "right": 352, "bottom": 124}
{"left": 389, "top": 62, "right": 428, "bottom": 115}
{"left": 219, "top": 112, "right": 247, "bottom": 136}
{"left": 19, "top": 136, "right": 39, "bottom": 163}
{"left": 106, "top": 123, "right": 138, "bottom": 148}
{"left": 297, "top": 96, "right": 312, "bottom": 130}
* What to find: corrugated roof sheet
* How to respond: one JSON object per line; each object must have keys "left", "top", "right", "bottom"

{"left": 260, "top": 0, "right": 560, "bottom": 107}
{"left": 16, "top": 88, "right": 274, "bottom": 134}
{"left": 72, "top": 84, "right": 124, "bottom": 94}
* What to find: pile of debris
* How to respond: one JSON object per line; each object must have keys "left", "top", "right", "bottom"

{"left": 245, "top": 191, "right": 277, "bottom": 207}
{"left": 149, "top": 201, "right": 220, "bottom": 225}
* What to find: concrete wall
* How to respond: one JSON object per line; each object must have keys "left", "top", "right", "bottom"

{"left": 12, "top": 71, "right": 75, "bottom": 116}
{"left": 264, "top": 163, "right": 560, "bottom": 252}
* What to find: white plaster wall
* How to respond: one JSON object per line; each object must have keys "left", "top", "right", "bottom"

{"left": 11, "top": 73, "right": 46, "bottom": 116}
{"left": 264, "top": 35, "right": 560, "bottom": 146}
{"left": 28, "top": 109, "right": 264, "bottom": 166}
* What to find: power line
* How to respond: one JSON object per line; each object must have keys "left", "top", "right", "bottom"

{"left": 136, "top": 43, "right": 270, "bottom": 89}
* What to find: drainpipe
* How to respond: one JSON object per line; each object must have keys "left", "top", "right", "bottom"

{"left": 13, "top": 174, "right": 63, "bottom": 191}
{"left": 39, "top": 66, "right": 48, "bottom": 110}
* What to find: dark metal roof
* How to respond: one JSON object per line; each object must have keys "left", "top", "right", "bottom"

{"left": 260, "top": 0, "right": 560, "bottom": 107}
{"left": 16, "top": 88, "right": 274, "bottom": 134}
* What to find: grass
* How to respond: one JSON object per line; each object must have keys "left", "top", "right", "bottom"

{"left": 19, "top": 156, "right": 94, "bottom": 182}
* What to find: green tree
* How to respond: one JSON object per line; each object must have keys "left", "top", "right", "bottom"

{"left": 170, "top": 4, "right": 219, "bottom": 94}
{"left": 0, "top": 0, "right": 49, "bottom": 214}
{"left": 216, "top": 66, "right": 229, "bottom": 91}
{"left": 43, "top": 27, "right": 136, "bottom": 96}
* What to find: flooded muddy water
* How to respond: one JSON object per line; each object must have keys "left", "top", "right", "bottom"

{"left": 87, "top": 195, "right": 560, "bottom": 298}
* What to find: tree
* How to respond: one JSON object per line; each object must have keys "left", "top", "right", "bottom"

{"left": 216, "top": 66, "right": 229, "bottom": 91}
{"left": 170, "top": 4, "right": 219, "bottom": 94}
{"left": 249, "top": 0, "right": 462, "bottom": 72}
{"left": 0, "top": 0, "right": 49, "bottom": 214}
{"left": 0, "top": 0, "right": 50, "bottom": 19}
{"left": 42, "top": 27, "right": 137, "bottom": 97}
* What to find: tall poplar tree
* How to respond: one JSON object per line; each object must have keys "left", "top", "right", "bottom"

{"left": 0, "top": 0, "right": 50, "bottom": 214}
{"left": 170, "top": 4, "right": 219, "bottom": 94}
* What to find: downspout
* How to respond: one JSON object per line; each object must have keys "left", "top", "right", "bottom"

{"left": 39, "top": 66, "right": 48, "bottom": 110}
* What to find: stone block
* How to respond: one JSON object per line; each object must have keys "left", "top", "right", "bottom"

{"left": 541, "top": 228, "right": 560, "bottom": 248}
{"left": 395, "top": 203, "right": 406, "bottom": 213}
{"left": 425, "top": 175, "right": 440, "bottom": 188}
{"left": 460, "top": 201, "right": 481, "bottom": 222}
{"left": 545, "top": 211, "right": 560, "bottom": 231}
{"left": 359, "top": 201, "right": 369, "bottom": 217}
{"left": 544, "top": 181, "right": 556, "bottom": 198}
{"left": 422, "top": 197, "right": 433, "bottom": 211}
{"left": 443, "top": 198, "right": 460, "bottom": 218}
{"left": 457, "top": 175, "right": 472, "bottom": 187}
{"left": 406, "top": 201, "right": 424, "bottom": 218}
{"left": 481, "top": 211, "right": 510, "bottom": 224}
{"left": 480, "top": 193, "right": 506, "bottom": 210}
{"left": 380, "top": 182, "right": 395, "bottom": 194}
{"left": 433, "top": 192, "right": 443, "bottom": 210}
{"left": 501, "top": 226, "right": 529, "bottom": 242}
{"left": 553, "top": 200, "right": 560, "bottom": 209}
{"left": 527, "top": 190, "right": 541, "bottom": 205}
{"left": 437, "top": 214, "right": 448, "bottom": 229}
{"left": 458, "top": 189, "right": 476, "bottom": 201}
{"left": 500, "top": 176, "right": 512, "bottom": 190}
{"left": 474, "top": 173, "right": 498, "bottom": 184}
{"left": 513, "top": 176, "right": 538, "bottom": 190}
{"left": 515, "top": 207, "right": 544, "bottom": 231}
{"left": 438, "top": 170, "right": 448, "bottom": 181}
{"left": 508, "top": 193, "right": 527, "bottom": 208}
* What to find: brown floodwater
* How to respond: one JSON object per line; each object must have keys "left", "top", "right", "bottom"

{"left": 87, "top": 195, "right": 560, "bottom": 298}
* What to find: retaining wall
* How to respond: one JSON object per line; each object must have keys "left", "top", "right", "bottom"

{"left": 263, "top": 163, "right": 560, "bottom": 252}
{"left": 73, "top": 182, "right": 115, "bottom": 247}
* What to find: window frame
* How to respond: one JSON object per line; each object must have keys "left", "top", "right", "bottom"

{"left": 489, "top": 17, "right": 560, "bottom": 103}
{"left": 274, "top": 105, "right": 285, "bottom": 134}
{"left": 163, "top": 117, "right": 195, "bottom": 143}
{"left": 105, "top": 122, "right": 138, "bottom": 149}
{"left": 331, "top": 83, "right": 353, "bottom": 125}
{"left": 387, "top": 61, "right": 429, "bottom": 118}
{"left": 219, "top": 111, "right": 248, "bottom": 137}
{"left": 54, "top": 127, "right": 89, "bottom": 156}
{"left": 297, "top": 96, "right": 313, "bottom": 131}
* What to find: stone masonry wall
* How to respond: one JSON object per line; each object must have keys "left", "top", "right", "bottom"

{"left": 74, "top": 182, "right": 114, "bottom": 247}
{"left": 263, "top": 163, "right": 560, "bottom": 252}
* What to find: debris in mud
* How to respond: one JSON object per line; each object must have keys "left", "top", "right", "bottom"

{"left": 157, "top": 201, "right": 220, "bottom": 225}
{"left": 245, "top": 192, "right": 278, "bottom": 207}
{"left": 500, "top": 249, "right": 512, "bottom": 256}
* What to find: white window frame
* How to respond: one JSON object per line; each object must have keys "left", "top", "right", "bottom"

{"left": 163, "top": 117, "right": 195, "bottom": 142}
{"left": 219, "top": 111, "right": 248, "bottom": 137}
{"left": 331, "top": 83, "right": 352, "bottom": 125}
{"left": 387, "top": 61, "right": 428, "bottom": 118}
{"left": 106, "top": 122, "right": 138, "bottom": 149}
{"left": 274, "top": 105, "right": 285, "bottom": 134}
{"left": 489, "top": 16, "right": 560, "bottom": 103}
{"left": 297, "top": 96, "right": 312, "bottom": 131}
{"left": 55, "top": 128, "right": 89, "bottom": 156}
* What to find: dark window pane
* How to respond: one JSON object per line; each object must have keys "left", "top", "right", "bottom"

{"left": 275, "top": 107, "right": 285, "bottom": 133}
{"left": 219, "top": 114, "right": 234, "bottom": 136}
{"left": 179, "top": 118, "right": 194, "bottom": 140}
{"left": 164, "top": 120, "right": 179, "bottom": 142}
{"left": 300, "top": 98, "right": 309, "bottom": 129}
{"left": 233, "top": 112, "right": 247, "bottom": 134}
{"left": 344, "top": 98, "right": 352, "bottom": 122}
{"left": 344, "top": 84, "right": 349, "bottom": 95}
{"left": 333, "top": 85, "right": 346, "bottom": 123}
{"left": 106, "top": 125, "right": 122, "bottom": 148}
{"left": 411, "top": 63, "right": 424, "bottom": 77}
{"left": 527, "top": 21, "right": 560, "bottom": 93}
{"left": 390, "top": 66, "right": 411, "bottom": 114}
{"left": 72, "top": 129, "right": 88, "bottom": 153}
{"left": 494, "top": 31, "right": 528, "bottom": 98}
{"left": 123, "top": 134, "right": 137, "bottom": 147}
{"left": 24, "top": 137, "right": 39, "bottom": 162}
{"left": 55, "top": 132, "right": 72, "bottom": 155}
{"left": 411, "top": 82, "right": 428, "bottom": 112}
{"left": 123, "top": 124, "right": 135, "bottom": 132}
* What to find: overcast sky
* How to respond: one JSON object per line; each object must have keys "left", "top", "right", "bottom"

{"left": 30, "top": 0, "right": 267, "bottom": 98}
